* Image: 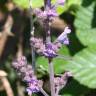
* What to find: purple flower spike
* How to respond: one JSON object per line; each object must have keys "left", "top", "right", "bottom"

{"left": 57, "top": 0, "right": 66, "bottom": 6}
{"left": 34, "top": 4, "right": 58, "bottom": 22}
{"left": 26, "top": 79, "right": 39, "bottom": 95}
{"left": 12, "top": 56, "right": 27, "bottom": 69}
{"left": 43, "top": 43, "right": 58, "bottom": 58}
{"left": 47, "top": 9, "right": 58, "bottom": 17}
{"left": 57, "top": 27, "right": 71, "bottom": 45}
{"left": 12, "top": 56, "right": 43, "bottom": 95}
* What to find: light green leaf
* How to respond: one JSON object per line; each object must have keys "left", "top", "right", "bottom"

{"left": 62, "top": 0, "right": 96, "bottom": 89}
{"left": 76, "top": 29, "right": 96, "bottom": 46}
{"left": 63, "top": 1, "right": 96, "bottom": 88}
{"left": 64, "top": 48, "right": 96, "bottom": 88}
{"left": 74, "top": 2, "right": 96, "bottom": 46}
{"left": 13, "top": 0, "right": 44, "bottom": 8}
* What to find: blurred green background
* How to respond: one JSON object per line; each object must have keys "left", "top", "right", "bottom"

{"left": 0, "top": 0, "right": 96, "bottom": 96}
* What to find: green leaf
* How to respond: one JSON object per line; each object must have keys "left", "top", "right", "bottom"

{"left": 13, "top": 0, "right": 44, "bottom": 8}
{"left": 64, "top": 48, "right": 96, "bottom": 88}
{"left": 76, "top": 29, "right": 96, "bottom": 46}
{"left": 60, "top": 0, "right": 96, "bottom": 89}
{"left": 63, "top": 1, "right": 96, "bottom": 88}
{"left": 74, "top": 2, "right": 96, "bottom": 46}
{"left": 74, "top": 5, "right": 94, "bottom": 30}
{"left": 56, "top": 0, "right": 81, "bottom": 14}
{"left": 67, "top": 0, "right": 81, "bottom": 6}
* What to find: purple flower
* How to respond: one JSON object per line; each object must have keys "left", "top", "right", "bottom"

{"left": 12, "top": 56, "right": 42, "bottom": 95}
{"left": 43, "top": 43, "right": 58, "bottom": 58}
{"left": 26, "top": 79, "right": 39, "bottom": 95}
{"left": 57, "top": 27, "right": 71, "bottom": 45}
{"left": 54, "top": 71, "right": 72, "bottom": 92}
{"left": 26, "top": 86, "right": 39, "bottom": 95}
{"left": 30, "top": 37, "right": 43, "bottom": 49}
{"left": 12, "top": 56, "right": 27, "bottom": 69}
{"left": 34, "top": 3, "right": 58, "bottom": 22}
{"left": 34, "top": 8, "right": 58, "bottom": 21}
{"left": 34, "top": 8, "right": 47, "bottom": 20}
{"left": 47, "top": 9, "right": 58, "bottom": 17}
{"left": 26, "top": 78, "right": 42, "bottom": 95}
{"left": 57, "top": 0, "right": 65, "bottom": 6}
{"left": 30, "top": 37, "right": 63, "bottom": 57}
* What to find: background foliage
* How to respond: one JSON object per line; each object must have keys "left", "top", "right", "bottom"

{"left": 0, "top": 0, "right": 96, "bottom": 96}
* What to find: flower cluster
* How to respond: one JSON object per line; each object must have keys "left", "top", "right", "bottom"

{"left": 54, "top": 71, "right": 72, "bottom": 92}
{"left": 30, "top": 27, "right": 71, "bottom": 58}
{"left": 30, "top": 37, "right": 62, "bottom": 58}
{"left": 54, "top": 71, "right": 72, "bottom": 87}
{"left": 43, "top": 43, "right": 58, "bottom": 58}
{"left": 12, "top": 56, "right": 43, "bottom": 95}
{"left": 30, "top": 37, "right": 45, "bottom": 54}
{"left": 34, "top": 0, "right": 65, "bottom": 22}
{"left": 34, "top": 8, "right": 58, "bottom": 22}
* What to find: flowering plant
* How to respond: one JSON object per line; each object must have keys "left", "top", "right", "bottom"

{"left": 12, "top": 0, "right": 72, "bottom": 96}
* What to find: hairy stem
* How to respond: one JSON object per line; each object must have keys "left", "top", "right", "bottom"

{"left": 44, "top": 0, "right": 56, "bottom": 96}
{"left": 29, "top": 0, "right": 36, "bottom": 71}
{"left": 44, "top": 0, "right": 51, "bottom": 9}
{"left": 55, "top": 86, "right": 60, "bottom": 96}
{"left": 44, "top": 17, "right": 55, "bottom": 96}
{"left": 40, "top": 87, "right": 49, "bottom": 96}
{"left": 44, "top": 2, "right": 56, "bottom": 95}
{"left": 45, "top": 22, "right": 55, "bottom": 96}
{"left": 48, "top": 58, "right": 55, "bottom": 96}
{"left": 46, "top": 24, "right": 55, "bottom": 96}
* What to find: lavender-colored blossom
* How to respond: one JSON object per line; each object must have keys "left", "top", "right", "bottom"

{"left": 26, "top": 80, "right": 43, "bottom": 95}
{"left": 34, "top": 0, "right": 59, "bottom": 22}
{"left": 34, "top": 8, "right": 47, "bottom": 20}
{"left": 47, "top": 9, "right": 58, "bottom": 17}
{"left": 54, "top": 71, "right": 72, "bottom": 91}
{"left": 12, "top": 56, "right": 43, "bottom": 95}
{"left": 26, "top": 79, "right": 39, "bottom": 95}
{"left": 57, "top": 0, "right": 65, "bottom": 6}
{"left": 54, "top": 42, "right": 62, "bottom": 49}
{"left": 57, "top": 27, "right": 71, "bottom": 45}
{"left": 12, "top": 56, "right": 27, "bottom": 69}
{"left": 43, "top": 43, "right": 58, "bottom": 58}
{"left": 30, "top": 37, "right": 43, "bottom": 48}
{"left": 34, "top": 8, "right": 58, "bottom": 22}
{"left": 30, "top": 37, "right": 63, "bottom": 58}
{"left": 30, "top": 37, "right": 45, "bottom": 54}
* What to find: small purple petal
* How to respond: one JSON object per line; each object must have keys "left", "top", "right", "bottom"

{"left": 43, "top": 43, "right": 58, "bottom": 58}
{"left": 57, "top": 0, "right": 66, "bottom": 6}
{"left": 57, "top": 27, "right": 71, "bottom": 45}
{"left": 47, "top": 9, "right": 58, "bottom": 17}
{"left": 26, "top": 88, "right": 32, "bottom": 95}
{"left": 64, "top": 27, "right": 71, "bottom": 34}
